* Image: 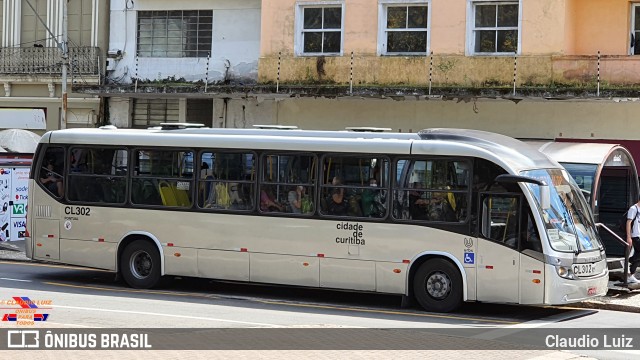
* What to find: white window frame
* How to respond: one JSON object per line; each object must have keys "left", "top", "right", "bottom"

{"left": 295, "top": 1, "right": 345, "bottom": 57}
{"left": 377, "top": 0, "right": 431, "bottom": 56}
{"left": 466, "top": 0, "right": 521, "bottom": 56}
{"left": 631, "top": 3, "right": 640, "bottom": 55}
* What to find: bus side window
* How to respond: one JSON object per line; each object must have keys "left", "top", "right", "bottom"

{"left": 68, "top": 148, "right": 128, "bottom": 204}
{"left": 37, "top": 147, "right": 65, "bottom": 198}
{"left": 523, "top": 211, "right": 543, "bottom": 252}
{"left": 320, "top": 155, "right": 389, "bottom": 218}
{"left": 481, "top": 194, "right": 519, "bottom": 248}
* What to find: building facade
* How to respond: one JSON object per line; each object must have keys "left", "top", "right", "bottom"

{"left": 0, "top": 0, "right": 109, "bottom": 132}
{"left": 70, "top": 0, "right": 640, "bottom": 162}
{"left": 251, "top": 0, "right": 640, "bottom": 163}
{"left": 104, "top": 0, "right": 262, "bottom": 129}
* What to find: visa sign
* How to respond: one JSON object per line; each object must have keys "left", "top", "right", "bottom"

{"left": 12, "top": 204, "right": 25, "bottom": 215}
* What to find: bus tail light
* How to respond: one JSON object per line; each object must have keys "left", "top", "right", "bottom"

{"left": 24, "top": 212, "right": 29, "bottom": 238}
{"left": 532, "top": 279, "right": 541, "bottom": 284}
{"left": 393, "top": 269, "right": 401, "bottom": 273}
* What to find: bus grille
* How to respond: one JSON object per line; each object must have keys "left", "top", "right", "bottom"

{"left": 34, "top": 205, "right": 51, "bottom": 218}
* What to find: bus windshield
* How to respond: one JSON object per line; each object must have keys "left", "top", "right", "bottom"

{"left": 521, "top": 169, "right": 602, "bottom": 253}
{"left": 560, "top": 163, "right": 597, "bottom": 204}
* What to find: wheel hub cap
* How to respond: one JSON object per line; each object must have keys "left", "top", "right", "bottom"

{"left": 130, "top": 250, "right": 152, "bottom": 279}
{"left": 426, "top": 272, "right": 451, "bottom": 299}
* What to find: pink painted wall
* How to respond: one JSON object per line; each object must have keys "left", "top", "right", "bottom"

{"left": 522, "top": 0, "right": 566, "bottom": 54}
{"left": 261, "top": 0, "right": 577, "bottom": 57}
{"left": 260, "top": 0, "right": 295, "bottom": 55}
{"left": 430, "top": 0, "right": 466, "bottom": 55}
{"left": 569, "top": 0, "right": 631, "bottom": 55}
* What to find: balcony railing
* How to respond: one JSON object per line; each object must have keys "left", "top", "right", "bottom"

{"left": 0, "top": 46, "right": 100, "bottom": 76}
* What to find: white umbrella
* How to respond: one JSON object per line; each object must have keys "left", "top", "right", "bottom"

{"left": 0, "top": 129, "right": 42, "bottom": 153}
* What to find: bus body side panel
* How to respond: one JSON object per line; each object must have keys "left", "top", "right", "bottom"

{"left": 519, "top": 254, "right": 545, "bottom": 304}
{"left": 250, "top": 253, "right": 320, "bottom": 287}
{"left": 60, "top": 239, "right": 116, "bottom": 270}
{"left": 164, "top": 246, "right": 198, "bottom": 277}
{"left": 31, "top": 186, "right": 62, "bottom": 261}
{"left": 476, "top": 239, "right": 519, "bottom": 303}
{"left": 375, "top": 261, "right": 408, "bottom": 294}
{"left": 25, "top": 180, "right": 35, "bottom": 259}
{"left": 34, "top": 219, "right": 59, "bottom": 260}
{"left": 197, "top": 249, "right": 249, "bottom": 281}
{"left": 320, "top": 258, "right": 376, "bottom": 291}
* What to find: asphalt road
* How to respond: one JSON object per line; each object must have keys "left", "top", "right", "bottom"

{"left": 0, "top": 260, "right": 580, "bottom": 326}
{"left": 1, "top": 260, "right": 640, "bottom": 359}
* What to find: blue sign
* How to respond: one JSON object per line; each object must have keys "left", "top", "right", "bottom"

{"left": 464, "top": 252, "right": 475, "bottom": 264}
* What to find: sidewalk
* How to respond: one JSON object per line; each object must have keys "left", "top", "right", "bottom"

{"left": 2, "top": 240, "right": 640, "bottom": 313}
{"left": 0, "top": 240, "right": 29, "bottom": 261}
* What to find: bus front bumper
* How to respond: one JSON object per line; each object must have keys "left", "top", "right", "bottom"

{"left": 544, "top": 263, "right": 609, "bottom": 305}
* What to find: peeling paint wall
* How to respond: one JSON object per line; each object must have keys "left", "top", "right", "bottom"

{"left": 107, "top": 0, "right": 260, "bottom": 84}
{"left": 108, "top": 97, "right": 131, "bottom": 128}
{"left": 259, "top": 0, "right": 640, "bottom": 86}
{"left": 259, "top": 54, "right": 554, "bottom": 86}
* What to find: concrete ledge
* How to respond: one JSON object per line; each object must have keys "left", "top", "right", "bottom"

{"left": 573, "top": 300, "right": 640, "bottom": 313}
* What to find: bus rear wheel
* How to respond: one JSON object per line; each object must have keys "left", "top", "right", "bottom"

{"left": 413, "top": 259, "right": 462, "bottom": 312}
{"left": 120, "top": 240, "right": 161, "bottom": 289}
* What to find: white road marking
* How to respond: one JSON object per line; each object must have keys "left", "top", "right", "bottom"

{"left": 51, "top": 304, "right": 282, "bottom": 327}
{"left": 0, "top": 277, "right": 32, "bottom": 282}
{"left": 42, "top": 322, "right": 94, "bottom": 328}
{"left": 471, "top": 310, "right": 593, "bottom": 340}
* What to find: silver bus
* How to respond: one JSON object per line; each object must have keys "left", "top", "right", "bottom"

{"left": 26, "top": 127, "right": 608, "bottom": 312}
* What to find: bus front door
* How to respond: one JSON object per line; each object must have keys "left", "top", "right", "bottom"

{"left": 476, "top": 193, "right": 521, "bottom": 303}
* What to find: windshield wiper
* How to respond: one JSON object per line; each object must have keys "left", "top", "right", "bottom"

{"left": 558, "top": 198, "right": 581, "bottom": 255}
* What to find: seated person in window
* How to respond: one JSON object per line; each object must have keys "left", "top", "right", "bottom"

{"left": 41, "top": 160, "right": 64, "bottom": 197}
{"left": 288, "top": 186, "right": 305, "bottom": 214}
{"left": 327, "top": 176, "right": 348, "bottom": 216}
{"left": 362, "top": 178, "right": 386, "bottom": 218}
{"left": 260, "top": 186, "right": 284, "bottom": 212}
{"left": 428, "top": 192, "right": 456, "bottom": 222}
{"left": 409, "top": 182, "right": 429, "bottom": 220}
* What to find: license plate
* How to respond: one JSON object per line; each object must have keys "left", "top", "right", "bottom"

{"left": 572, "top": 263, "right": 597, "bottom": 277}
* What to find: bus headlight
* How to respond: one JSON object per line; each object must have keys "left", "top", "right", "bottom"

{"left": 556, "top": 266, "right": 575, "bottom": 280}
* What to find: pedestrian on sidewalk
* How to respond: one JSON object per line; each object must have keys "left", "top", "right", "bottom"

{"left": 626, "top": 197, "right": 640, "bottom": 284}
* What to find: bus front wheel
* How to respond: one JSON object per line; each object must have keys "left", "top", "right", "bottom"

{"left": 413, "top": 259, "right": 462, "bottom": 312}
{"left": 120, "top": 240, "right": 161, "bottom": 289}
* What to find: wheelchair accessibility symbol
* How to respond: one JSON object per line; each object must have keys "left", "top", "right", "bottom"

{"left": 464, "top": 252, "right": 475, "bottom": 264}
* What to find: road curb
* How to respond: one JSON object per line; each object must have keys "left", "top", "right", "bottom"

{"left": 0, "top": 257, "right": 32, "bottom": 262}
{"left": 571, "top": 300, "right": 640, "bottom": 313}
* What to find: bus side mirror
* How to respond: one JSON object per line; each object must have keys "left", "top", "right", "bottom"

{"left": 539, "top": 185, "right": 550, "bottom": 210}
{"left": 494, "top": 174, "right": 550, "bottom": 210}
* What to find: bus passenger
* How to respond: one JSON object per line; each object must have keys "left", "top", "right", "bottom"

{"left": 327, "top": 176, "right": 348, "bottom": 216}
{"left": 428, "top": 192, "right": 456, "bottom": 222}
{"left": 362, "top": 178, "right": 386, "bottom": 218}
{"left": 409, "top": 183, "right": 428, "bottom": 220}
{"left": 40, "top": 159, "right": 63, "bottom": 197}
{"left": 260, "top": 187, "right": 284, "bottom": 212}
{"left": 288, "top": 186, "right": 304, "bottom": 214}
